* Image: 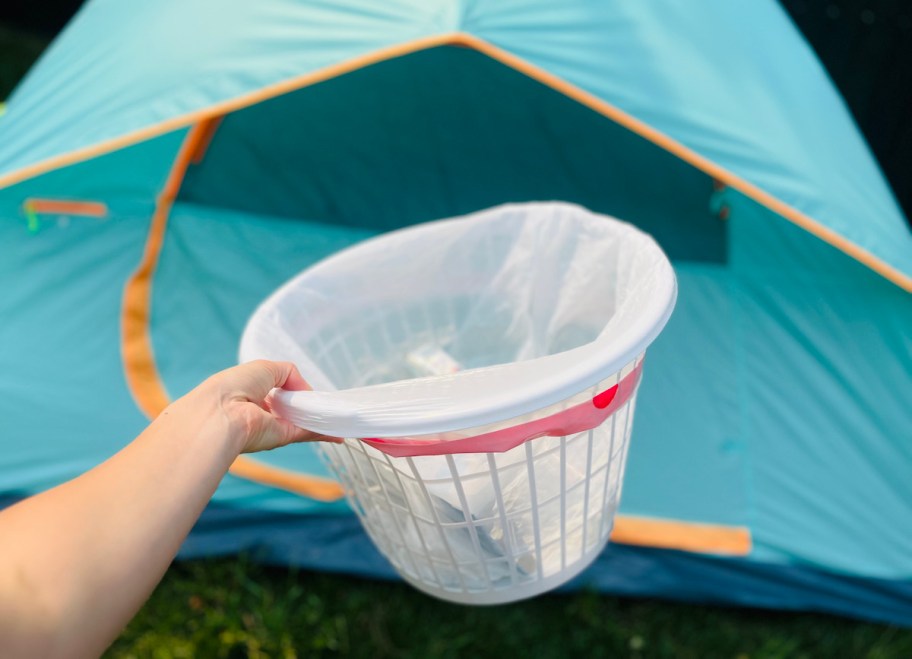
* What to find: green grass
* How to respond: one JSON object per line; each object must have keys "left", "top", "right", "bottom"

{"left": 106, "top": 555, "right": 912, "bottom": 658}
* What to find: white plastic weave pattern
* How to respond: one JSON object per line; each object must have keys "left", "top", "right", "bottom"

{"left": 319, "top": 357, "right": 641, "bottom": 603}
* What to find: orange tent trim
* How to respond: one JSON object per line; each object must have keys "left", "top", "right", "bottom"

{"left": 456, "top": 34, "right": 912, "bottom": 293}
{"left": 3, "top": 32, "right": 910, "bottom": 291}
{"left": 0, "top": 34, "right": 461, "bottom": 192}
{"left": 122, "top": 140, "right": 752, "bottom": 549}
{"left": 24, "top": 198, "right": 108, "bottom": 217}
{"left": 120, "top": 119, "right": 345, "bottom": 499}
{"left": 610, "top": 516, "right": 752, "bottom": 555}
{"left": 121, "top": 123, "right": 206, "bottom": 420}
{"left": 228, "top": 458, "right": 345, "bottom": 502}
{"left": 83, "top": 34, "right": 846, "bottom": 550}
{"left": 190, "top": 115, "right": 223, "bottom": 165}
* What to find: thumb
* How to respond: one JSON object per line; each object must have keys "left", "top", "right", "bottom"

{"left": 253, "top": 416, "right": 342, "bottom": 453}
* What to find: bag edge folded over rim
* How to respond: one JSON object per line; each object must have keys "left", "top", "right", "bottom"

{"left": 239, "top": 201, "right": 677, "bottom": 438}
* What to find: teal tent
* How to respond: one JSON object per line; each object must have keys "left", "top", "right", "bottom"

{"left": 2, "top": 0, "right": 911, "bottom": 623}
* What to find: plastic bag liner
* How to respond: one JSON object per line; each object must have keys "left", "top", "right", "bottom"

{"left": 240, "top": 202, "right": 676, "bottom": 604}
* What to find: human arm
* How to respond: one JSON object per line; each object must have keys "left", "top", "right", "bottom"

{"left": 0, "top": 360, "right": 337, "bottom": 658}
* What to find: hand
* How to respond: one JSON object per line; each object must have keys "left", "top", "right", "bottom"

{"left": 187, "top": 360, "right": 341, "bottom": 454}
{"left": 0, "top": 360, "right": 339, "bottom": 658}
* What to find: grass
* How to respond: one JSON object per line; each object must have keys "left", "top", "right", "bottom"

{"left": 106, "top": 555, "right": 912, "bottom": 658}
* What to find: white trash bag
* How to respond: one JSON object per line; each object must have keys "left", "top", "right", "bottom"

{"left": 240, "top": 202, "right": 676, "bottom": 604}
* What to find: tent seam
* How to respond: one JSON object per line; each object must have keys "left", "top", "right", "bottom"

{"left": 1, "top": 32, "right": 908, "bottom": 291}
{"left": 119, "top": 119, "right": 347, "bottom": 503}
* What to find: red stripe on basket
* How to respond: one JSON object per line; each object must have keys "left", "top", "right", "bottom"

{"left": 363, "top": 362, "right": 644, "bottom": 457}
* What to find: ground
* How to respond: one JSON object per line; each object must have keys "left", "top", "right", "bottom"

{"left": 106, "top": 555, "right": 911, "bottom": 658}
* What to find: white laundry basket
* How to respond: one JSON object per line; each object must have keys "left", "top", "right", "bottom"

{"left": 240, "top": 202, "right": 676, "bottom": 604}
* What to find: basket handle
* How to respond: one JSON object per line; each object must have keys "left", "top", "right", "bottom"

{"left": 361, "top": 362, "right": 643, "bottom": 458}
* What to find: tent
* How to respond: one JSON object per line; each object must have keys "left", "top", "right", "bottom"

{"left": 2, "top": 0, "right": 911, "bottom": 624}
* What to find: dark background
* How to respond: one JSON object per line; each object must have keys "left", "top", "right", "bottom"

{"left": 1, "top": 0, "right": 910, "bottom": 222}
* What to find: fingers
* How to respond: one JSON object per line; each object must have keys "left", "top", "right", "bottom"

{"left": 244, "top": 415, "right": 342, "bottom": 454}
{"left": 277, "top": 419, "right": 342, "bottom": 447}
{"left": 257, "top": 360, "right": 307, "bottom": 393}
{"left": 229, "top": 360, "right": 312, "bottom": 402}
{"left": 217, "top": 360, "right": 338, "bottom": 454}
{"left": 281, "top": 365, "right": 311, "bottom": 392}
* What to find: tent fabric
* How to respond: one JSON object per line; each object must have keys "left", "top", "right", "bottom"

{"left": 177, "top": 46, "right": 726, "bottom": 262}
{"left": 2, "top": 0, "right": 912, "bottom": 624}
{"left": 0, "top": 491, "right": 905, "bottom": 624}
{"left": 1, "top": 1, "right": 910, "bottom": 286}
